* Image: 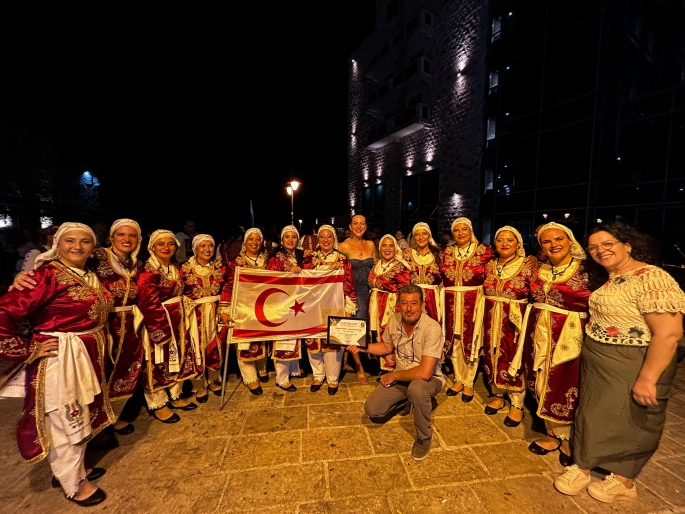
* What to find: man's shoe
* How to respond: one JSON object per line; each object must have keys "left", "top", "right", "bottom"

{"left": 411, "top": 437, "right": 431, "bottom": 461}
{"left": 587, "top": 474, "right": 638, "bottom": 503}
{"left": 553, "top": 465, "right": 591, "bottom": 496}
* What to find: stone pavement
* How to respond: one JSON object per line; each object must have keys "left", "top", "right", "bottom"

{"left": 1, "top": 359, "right": 685, "bottom": 514}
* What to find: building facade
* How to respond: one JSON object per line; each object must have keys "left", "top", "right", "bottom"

{"left": 348, "top": 0, "right": 685, "bottom": 259}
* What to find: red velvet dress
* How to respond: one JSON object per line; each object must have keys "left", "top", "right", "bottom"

{"left": 482, "top": 259, "right": 533, "bottom": 392}
{"left": 368, "top": 260, "right": 411, "bottom": 370}
{"left": 180, "top": 259, "right": 227, "bottom": 373}
{"left": 0, "top": 261, "right": 114, "bottom": 462}
{"left": 94, "top": 247, "right": 144, "bottom": 403}
{"left": 302, "top": 249, "right": 357, "bottom": 353}
{"left": 402, "top": 248, "right": 442, "bottom": 323}
{"left": 440, "top": 243, "right": 495, "bottom": 360}
{"left": 520, "top": 260, "right": 591, "bottom": 424}
{"left": 265, "top": 250, "right": 302, "bottom": 361}
{"left": 221, "top": 252, "right": 269, "bottom": 361}
{"left": 137, "top": 261, "right": 199, "bottom": 392}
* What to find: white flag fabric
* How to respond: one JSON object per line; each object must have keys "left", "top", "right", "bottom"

{"left": 229, "top": 268, "right": 345, "bottom": 343}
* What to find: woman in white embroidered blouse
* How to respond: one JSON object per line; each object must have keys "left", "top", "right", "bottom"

{"left": 554, "top": 223, "right": 685, "bottom": 503}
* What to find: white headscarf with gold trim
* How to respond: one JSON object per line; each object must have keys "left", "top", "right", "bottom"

{"left": 35, "top": 222, "right": 97, "bottom": 268}
{"left": 537, "top": 222, "right": 586, "bottom": 260}
{"left": 494, "top": 226, "right": 525, "bottom": 258}
{"left": 317, "top": 225, "right": 339, "bottom": 249}
{"left": 109, "top": 218, "right": 142, "bottom": 265}
{"left": 412, "top": 222, "right": 438, "bottom": 248}
{"left": 451, "top": 217, "right": 479, "bottom": 244}
{"left": 375, "top": 234, "right": 411, "bottom": 272}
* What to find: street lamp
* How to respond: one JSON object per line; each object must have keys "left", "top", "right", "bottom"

{"left": 298, "top": 219, "right": 303, "bottom": 231}
{"left": 286, "top": 180, "right": 300, "bottom": 225}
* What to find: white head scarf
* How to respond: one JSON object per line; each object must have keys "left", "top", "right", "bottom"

{"left": 451, "top": 217, "right": 479, "bottom": 244}
{"left": 34, "top": 222, "right": 97, "bottom": 269}
{"left": 376, "top": 234, "right": 411, "bottom": 270}
{"left": 537, "top": 222, "right": 586, "bottom": 260}
{"left": 280, "top": 225, "right": 299, "bottom": 242}
{"left": 412, "top": 222, "right": 438, "bottom": 248}
{"left": 494, "top": 226, "right": 525, "bottom": 258}
{"left": 109, "top": 218, "right": 142, "bottom": 264}
{"left": 317, "top": 225, "right": 339, "bottom": 250}
{"left": 192, "top": 234, "right": 215, "bottom": 255}
{"left": 242, "top": 228, "right": 264, "bottom": 255}
{"left": 148, "top": 229, "right": 180, "bottom": 254}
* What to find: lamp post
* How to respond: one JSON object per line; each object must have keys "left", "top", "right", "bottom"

{"left": 298, "top": 219, "right": 303, "bottom": 231}
{"left": 286, "top": 180, "right": 300, "bottom": 226}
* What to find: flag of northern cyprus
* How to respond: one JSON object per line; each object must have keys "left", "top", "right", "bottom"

{"left": 229, "top": 268, "right": 345, "bottom": 343}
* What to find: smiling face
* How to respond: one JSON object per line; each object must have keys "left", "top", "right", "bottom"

{"left": 350, "top": 215, "right": 367, "bottom": 238}
{"left": 495, "top": 230, "right": 518, "bottom": 261}
{"left": 399, "top": 292, "right": 423, "bottom": 326}
{"left": 413, "top": 228, "right": 430, "bottom": 251}
{"left": 111, "top": 225, "right": 139, "bottom": 258}
{"left": 282, "top": 230, "right": 298, "bottom": 252}
{"left": 57, "top": 230, "right": 95, "bottom": 269}
{"left": 380, "top": 237, "right": 396, "bottom": 263}
{"left": 152, "top": 236, "right": 177, "bottom": 264}
{"left": 244, "top": 232, "right": 263, "bottom": 257}
{"left": 539, "top": 228, "right": 572, "bottom": 266}
{"left": 195, "top": 239, "right": 215, "bottom": 265}
{"left": 318, "top": 229, "right": 335, "bottom": 253}
{"left": 587, "top": 230, "right": 632, "bottom": 274}
{"left": 452, "top": 223, "right": 472, "bottom": 248}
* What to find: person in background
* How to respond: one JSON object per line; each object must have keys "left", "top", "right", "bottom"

{"left": 554, "top": 223, "right": 685, "bottom": 503}
{"left": 174, "top": 218, "right": 197, "bottom": 264}
{"left": 21, "top": 225, "right": 59, "bottom": 272}
{"left": 0, "top": 222, "right": 113, "bottom": 506}
{"left": 338, "top": 214, "right": 377, "bottom": 384}
{"left": 395, "top": 230, "right": 409, "bottom": 250}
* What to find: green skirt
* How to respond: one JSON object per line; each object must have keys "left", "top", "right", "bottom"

{"left": 574, "top": 335, "right": 676, "bottom": 478}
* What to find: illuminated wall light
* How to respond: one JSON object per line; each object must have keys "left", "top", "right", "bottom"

{"left": 0, "top": 214, "right": 13, "bottom": 228}
{"left": 596, "top": 218, "right": 603, "bottom": 223}
{"left": 617, "top": 157, "right": 621, "bottom": 161}
{"left": 406, "top": 170, "right": 412, "bottom": 176}
{"left": 364, "top": 182, "right": 368, "bottom": 187}
{"left": 331, "top": 217, "right": 335, "bottom": 224}
{"left": 542, "top": 213, "right": 548, "bottom": 219}
{"left": 40, "top": 216, "right": 53, "bottom": 229}
{"left": 564, "top": 213, "right": 570, "bottom": 218}
{"left": 376, "top": 179, "right": 381, "bottom": 184}
{"left": 451, "top": 193, "right": 462, "bottom": 210}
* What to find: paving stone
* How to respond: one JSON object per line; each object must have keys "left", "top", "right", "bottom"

{"left": 470, "top": 475, "right": 583, "bottom": 513}
{"left": 433, "top": 413, "right": 509, "bottom": 447}
{"left": 471, "top": 440, "right": 553, "bottom": 477}
{"left": 298, "top": 495, "right": 391, "bottom": 514}
{"left": 308, "top": 400, "right": 369, "bottom": 428}
{"left": 302, "top": 426, "right": 373, "bottom": 461}
{"left": 327, "top": 455, "right": 411, "bottom": 499}
{"left": 283, "top": 385, "right": 352, "bottom": 406}
{"left": 387, "top": 485, "right": 489, "bottom": 513}
{"left": 636, "top": 460, "right": 685, "bottom": 508}
{"left": 242, "top": 406, "right": 308, "bottom": 434}
{"left": 222, "top": 431, "right": 301, "bottom": 471}
{"left": 403, "top": 447, "right": 489, "bottom": 487}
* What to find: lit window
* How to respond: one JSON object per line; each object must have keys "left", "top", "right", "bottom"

{"left": 486, "top": 118, "right": 496, "bottom": 140}
{"left": 40, "top": 216, "right": 53, "bottom": 229}
{"left": 0, "top": 214, "right": 12, "bottom": 228}
{"left": 491, "top": 16, "right": 501, "bottom": 43}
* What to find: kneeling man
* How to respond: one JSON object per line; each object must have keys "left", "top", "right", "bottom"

{"left": 350, "top": 284, "right": 444, "bottom": 461}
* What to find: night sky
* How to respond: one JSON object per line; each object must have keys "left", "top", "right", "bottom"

{"left": 0, "top": 2, "right": 376, "bottom": 239}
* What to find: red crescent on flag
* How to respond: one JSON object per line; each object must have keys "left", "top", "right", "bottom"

{"left": 254, "top": 287, "right": 289, "bottom": 327}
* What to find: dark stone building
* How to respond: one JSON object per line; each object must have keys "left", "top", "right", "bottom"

{"left": 348, "top": 0, "right": 685, "bottom": 262}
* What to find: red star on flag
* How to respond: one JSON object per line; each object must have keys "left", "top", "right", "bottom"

{"left": 290, "top": 300, "right": 305, "bottom": 316}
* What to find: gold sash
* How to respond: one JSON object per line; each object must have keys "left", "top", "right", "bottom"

{"left": 369, "top": 288, "right": 397, "bottom": 331}
{"left": 441, "top": 285, "right": 485, "bottom": 361}
{"left": 484, "top": 295, "right": 528, "bottom": 360}
{"left": 418, "top": 283, "right": 442, "bottom": 322}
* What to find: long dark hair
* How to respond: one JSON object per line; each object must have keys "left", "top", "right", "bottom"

{"left": 582, "top": 223, "right": 660, "bottom": 287}
{"left": 268, "top": 243, "right": 304, "bottom": 266}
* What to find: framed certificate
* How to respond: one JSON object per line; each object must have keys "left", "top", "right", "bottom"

{"left": 327, "top": 316, "right": 369, "bottom": 348}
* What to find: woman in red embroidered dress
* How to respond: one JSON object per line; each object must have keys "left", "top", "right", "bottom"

{"left": 368, "top": 234, "right": 411, "bottom": 372}
{"left": 511, "top": 222, "right": 591, "bottom": 467}
{"left": 137, "top": 230, "right": 198, "bottom": 423}
{"left": 180, "top": 234, "right": 226, "bottom": 404}
{"left": 302, "top": 225, "right": 357, "bottom": 395}
{"left": 12, "top": 219, "right": 145, "bottom": 438}
{"left": 0, "top": 222, "right": 113, "bottom": 506}
{"left": 402, "top": 222, "right": 443, "bottom": 324}
{"left": 220, "top": 228, "right": 270, "bottom": 395}
{"left": 265, "top": 225, "right": 307, "bottom": 392}
{"left": 481, "top": 226, "right": 533, "bottom": 427}
{"left": 441, "top": 217, "right": 495, "bottom": 402}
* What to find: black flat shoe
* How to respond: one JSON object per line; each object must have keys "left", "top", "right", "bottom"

{"left": 169, "top": 401, "right": 197, "bottom": 411}
{"left": 445, "top": 385, "right": 463, "bottom": 397}
{"left": 528, "top": 438, "right": 561, "bottom": 456}
{"left": 248, "top": 385, "right": 263, "bottom": 395}
{"left": 461, "top": 393, "right": 474, "bottom": 403}
{"left": 67, "top": 487, "right": 107, "bottom": 507}
{"left": 87, "top": 436, "right": 118, "bottom": 452}
{"left": 310, "top": 380, "right": 325, "bottom": 393}
{"left": 112, "top": 423, "right": 135, "bottom": 435}
{"left": 484, "top": 397, "right": 507, "bottom": 415}
{"left": 277, "top": 383, "right": 297, "bottom": 392}
{"left": 210, "top": 385, "right": 223, "bottom": 396}
{"left": 151, "top": 410, "right": 181, "bottom": 424}
{"left": 327, "top": 385, "right": 338, "bottom": 396}
{"left": 290, "top": 371, "right": 308, "bottom": 379}
{"left": 196, "top": 392, "right": 209, "bottom": 403}
{"left": 503, "top": 405, "right": 524, "bottom": 427}
{"left": 52, "top": 468, "right": 106, "bottom": 488}
{"left": 559, "top": 450, "right": 574, "bottom": 467}
{"left": 258, "top": 372, "right": 269, "bottom": 383}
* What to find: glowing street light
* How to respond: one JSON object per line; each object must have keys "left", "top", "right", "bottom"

{"left": 286, "top": 180, "right": 300, "bottom": 226}
{"left": 298, "top": 219, "right": 303, "bottom": 231}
